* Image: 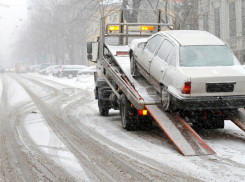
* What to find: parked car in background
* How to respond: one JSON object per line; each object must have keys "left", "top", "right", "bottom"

{"left": 39, "top": 65, "right": 56, "bottom": 75}
{"left": 35, "top": 65, "right": 40, "bottom": 72}
{"left": 26, "top": 66, "right": 32, "bottom": 72}
{"left": 5, "top": 67, "right": 14, "bottom": 73}
{"left": 59, "top": 65, "right": 87, "bottom": 79}
{"left": 52, "top": 65, "right": 63, "bottom": 77}
{"left": 45, "top": 65, "right": 62, "bottom": 75}
{"left": 29, "top": 65, "right": 38, "bottom": 72}
{"left": 39, "top": 63, "right": 53, "bottom": 74}
{"left": 17, "top": 66, "right": 27, "bottom": 73}
{"left": 78, "top": 65, "right": 96, "bottom": 75}
{"left": 0, "top": 65, "right": 5, "bottom": 74}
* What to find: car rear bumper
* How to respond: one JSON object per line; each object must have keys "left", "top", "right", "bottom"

{"left": 168, "top": 88, "right": 245, "bottom": 110}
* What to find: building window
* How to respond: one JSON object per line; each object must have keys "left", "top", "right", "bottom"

{"left": 242, "top": 0, "right": 245, "bottom": 35}
{"left": 229, "top": 2, "right": 236, "bottom": 38}
{"left": 203, "top": 12, "right": 209, "bottom": 31}
{"left": 214, "top": 8, "right": 220, "bottom": 38}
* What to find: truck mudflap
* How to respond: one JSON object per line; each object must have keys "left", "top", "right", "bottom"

{"left": 223, "top": 109, "right": 245, "bottom": 132}
{"left": 145, "top": 105, "right": 216, "bottom": 156}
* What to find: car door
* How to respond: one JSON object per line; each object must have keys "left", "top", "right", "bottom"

{"left": 136, "top": 35, "right": 164, "bottom": 80}
{"left": 150, "top": 39, "right": 174, "bottom": 91}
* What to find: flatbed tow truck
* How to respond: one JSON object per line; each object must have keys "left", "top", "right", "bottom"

{"left": 87, "top": 9, "right": 245, "bottom": 156}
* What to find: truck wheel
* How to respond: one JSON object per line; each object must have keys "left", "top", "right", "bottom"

{"left": 98, "top": 99, "right": 109, "bottom": 116}
{"left": 161, "top": 86, "right": 170, "bottom": 111}
{"left": 68, "top": 74, "right": 73, "bottom": 79}
{"left": 120, "top": 94, "right": 136, "bottom": 130}
{"left": 130, "top": 56, "right": 139, "bottom": 76}
{"left": 136, "top": 116, "right": 152, "bottom": 131}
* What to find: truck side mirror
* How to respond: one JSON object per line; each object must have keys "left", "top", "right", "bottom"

{"left": 138, "top": 42, "right": 146, "bottom": 48}
{"left": 87, "top": 54, "right": 93, "bottom": 61}
{"left": 87, "top": 42, "right": 92, "bottom": 54}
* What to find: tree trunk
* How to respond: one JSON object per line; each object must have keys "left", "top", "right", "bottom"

{"left": 122, "top": 0, "right": 142, "bottom": 23}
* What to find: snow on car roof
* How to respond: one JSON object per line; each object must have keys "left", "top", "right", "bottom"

{"left": 162, "top": 30, "right": 225, "bottom": 46}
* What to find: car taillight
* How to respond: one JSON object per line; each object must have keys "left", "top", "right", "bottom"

{"left": 62, "top": 67, "right": 64, "bottom": 72}
{"left": 182, "top": 82, "right": 191, "bottom": 94}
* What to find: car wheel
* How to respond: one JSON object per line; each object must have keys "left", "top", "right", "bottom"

{"left": 130, "top": 56, "right": 139, "bottom": 76}
{"left": 161, "top": 86, "right": 170, "bottom": 111}
{"left": 98, "top": 99, "right": 109, "bottom": 116}
{"left": 68, "top": 74, "right": 73, "bottom": 79}
{"left": 58, "top": 74, "right": 63, "bottom": 78}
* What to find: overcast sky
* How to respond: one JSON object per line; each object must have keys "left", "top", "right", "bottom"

{"left": 0, "top": 0, "right": 27, "bottom": 66}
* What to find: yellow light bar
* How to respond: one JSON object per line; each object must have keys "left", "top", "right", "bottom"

{"left": 109, "top": 26, "right": 120, "bottom": 31}
{"left": 141, "top": 26, "right": 154, "bottom": 31}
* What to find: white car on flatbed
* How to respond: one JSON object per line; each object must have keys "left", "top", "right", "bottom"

{"left": 130, "top": 30, "right": 245, "bottom": 111}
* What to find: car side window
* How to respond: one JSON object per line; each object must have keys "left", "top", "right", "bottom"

{"left": 145, "top": 35, "right": 164, "bottom": 54}
{"left": 168, "top": 51, "right": 176, "bottom": 67}
{"left": 157, "top": 39, "right": 174, "bottom": 63}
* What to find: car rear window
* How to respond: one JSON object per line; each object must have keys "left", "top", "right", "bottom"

{"left": 180, "top": 45, "right": 240, "bottom": 67}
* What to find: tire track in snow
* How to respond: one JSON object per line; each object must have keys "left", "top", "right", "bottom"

{"left": 0, "top": 74, "right": 34, "bottom": 181}
{"left": 2, "top": 75, "right": 78, "bottom": 181}
{"left": 18, "top": 74, "right": 201, "bottom": 181}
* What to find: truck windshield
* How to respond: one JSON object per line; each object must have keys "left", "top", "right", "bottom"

{"left": 180, "top": 45, "right": 240, "bottom": 67}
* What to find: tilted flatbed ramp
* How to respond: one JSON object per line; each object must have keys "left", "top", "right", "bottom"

{"left": 223, "top": 109, "right": 245, "bottom": 132}
{"left": 104, "top": 44, "right": 215, "bottom": 156}
{"left": 145, "top": 105, "right": 216, "bottom": 156}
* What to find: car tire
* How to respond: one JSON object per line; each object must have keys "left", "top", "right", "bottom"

{"left": 68, "top": 74, "right": 73, "bottom": 79}
{"left": 161, "top": 86, "right": 170, "bottom": 111}
{"left": 98, "top": 99, "right": 109, "bottom": 116}
{"left": 130, "top": 55, "right": 139, "bottom": 76}
{"left": 58, "top": 74, "right": 63, "bottom": 78}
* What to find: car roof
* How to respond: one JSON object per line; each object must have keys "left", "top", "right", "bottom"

{"left": 160, "top": 30, "right": 225, "bottom": 46}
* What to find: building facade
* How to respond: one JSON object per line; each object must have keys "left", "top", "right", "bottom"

{"left": 199, "top": 0, "right": 245, "bottom": 64}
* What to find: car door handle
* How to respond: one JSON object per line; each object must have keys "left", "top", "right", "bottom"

{"left": 160, "top": 67, "right": 165, "bottom": 72}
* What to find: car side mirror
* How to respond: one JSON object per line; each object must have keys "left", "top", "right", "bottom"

{"left": 138, "top": 42, "right": 146, "bottom": 49}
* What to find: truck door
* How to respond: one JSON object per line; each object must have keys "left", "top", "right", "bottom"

{"left": 136, "top": 35, "right": 163, "bottom": 81}
{"left": 150, "top": 39, "right": 174, "bottom": 91}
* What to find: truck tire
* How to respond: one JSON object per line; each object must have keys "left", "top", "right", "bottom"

{"left": 130, "top": 56, "right": 139, "bottom": 76}
{"left": 136, "top": 115, "right": 152, "bottom": 131}
{"left": 68, "top": 74, "right": 73, "bottom": 79}
{"left": 98, "top": 99, "right": 109, "bottom": 116}
{"left": 161, "top": 86, "right": 170, "bottom": 111}
{"left": 120, "top": 94, "right": 136, "bottom": 130}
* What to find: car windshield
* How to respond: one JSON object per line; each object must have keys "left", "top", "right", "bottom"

{"left": 180, "top": 45, "right": 240, "bottom": 67}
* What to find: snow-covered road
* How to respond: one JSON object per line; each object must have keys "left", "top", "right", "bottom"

{"left": 0, "top": 73, "right": 245, "bottom": 181}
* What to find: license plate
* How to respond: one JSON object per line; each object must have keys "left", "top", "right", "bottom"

{"left": 206, "top": 82, "right": 235, "bottom": 93}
